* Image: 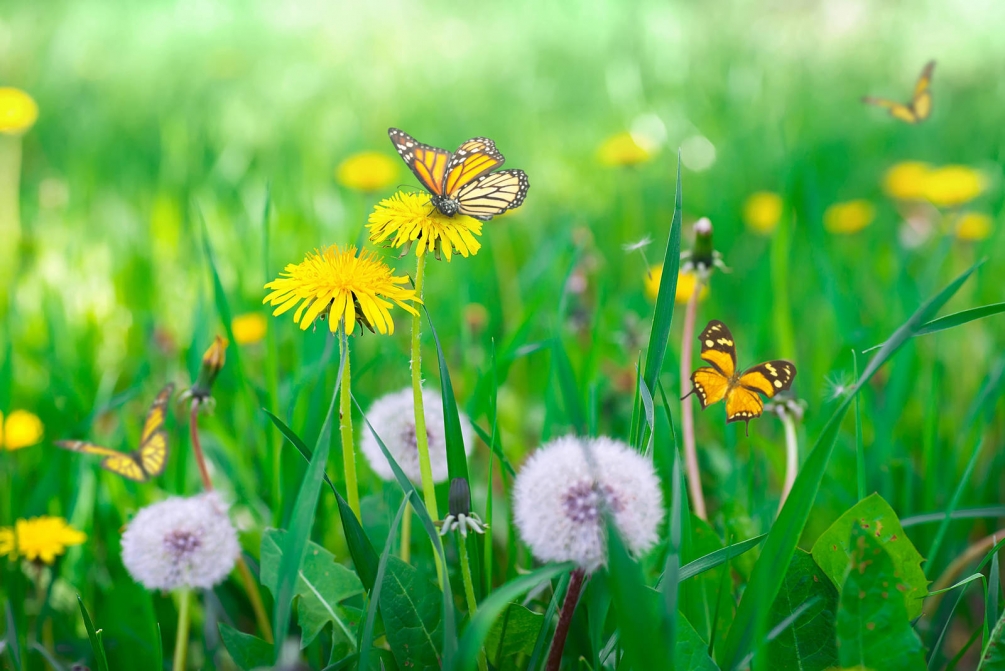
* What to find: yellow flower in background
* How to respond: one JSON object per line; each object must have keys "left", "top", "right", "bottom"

{"left": 0, "top": 410, "right": 44, "bottom": 451}
{"left": 231, "top": 312, "right": 267, "bottom": 345}
{"left": 954, "top": 212, "right": 993, "bottom": 242}
{"left": 743, "top": 192, "right": 783, "bottom": 234}
{"left": 645, "top": 266, "right": 708, "bottom": 304}
{"left": 336, "top": 152, "right": 398, "bottom": 192}
{"left": 0, "top": 516, "right": 86, "bottom": 564}
{"left": 883, "top": 162, "right": 932, "bottom": 201}
{"left": 368, "top": 191, "right": 483, "bottom": 260}
{"left": 0, "top": 88, "right": 39, "bottom": 135}
{"left": 924, "top": 165, "right": 985, "bottom": 207}
{"left": 264, "top": 244, "right": 420, "bottom": 335}
{"left": 824, "top": 200, "right": 875, "bottom": 234}
{"left": 598, "top": 132, "right": 651, "bottom": 167}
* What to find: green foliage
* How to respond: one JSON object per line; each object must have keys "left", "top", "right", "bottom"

{"left": 77, "top": 595, "right": 110, "bottom": 671}
{"left": 484, "top": 603, "right": 543, "bottom": 667}
{"left": 219, "top": 623, "right": 273, "bottom": 671}
{"left": 811, "top": 493, "right": 927, "bottom": 619}
{"left": 836, "top": 523, "right": 926, "bottom": 671}
{"left": 379, "top": 556, "right": 444, "bottom": 671}
{"left": 765, "top": 550, "right": 839, "bottom": 670}
{"left": 978, "top": 608, "right": 1005, "bottom": 671}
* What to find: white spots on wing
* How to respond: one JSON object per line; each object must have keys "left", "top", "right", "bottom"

{"left": 774, "top": 380, "right": 783, "bottom": 388}
{"left": 704, "top": 339, "right": 714, "bottom": 348}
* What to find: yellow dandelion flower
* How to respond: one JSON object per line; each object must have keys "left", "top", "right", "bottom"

{"left": 645, "top": 266, "right": 708, "bottom": 304}
{"left": 883, "top": 161, "right": 932, "bottom": 201}
{"left": 824, "top": 200, "right": 875, "bottom": 235}
{"left": 264, "top": 244, "right": 419, "bottom": 336}
{"left": 924, "top": 165, "right": 985, "bottom": 207}
{"left": 0, "top": 88, "right": 39, "bottom": 135}
{"left": 598, "top": 132, "right": 652, "bottom": 167}
{"left": 368, "top": 191, "right": 483, "bottom": 261}
{"left": 0, "top": 516, "right": 86, "bottom": 564}
{"left": 231, "top": 312, "right": 267, "bottom": 345}
{"left": 336, "top": 152, "right": 398, "bottom": 192}
{"left": 954, "top": 212, "right": 993, "bottom": 242}
{"left": 1, "top": 410, "right": 44, "bottom": 451}
{"left": 743, "top": 192, "right": 784, "bottom": 235}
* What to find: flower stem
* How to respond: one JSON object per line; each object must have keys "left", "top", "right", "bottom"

{"left": 236, "top": 556, "right": 274, "bottom": 643}
{"left": 457, "top": 534, "right": 488, "bottom": 671}
{"left": 340, "top": 338, "right": 360, "bottom": 520}
{"left": 778, "top": 413, "right": 799, "bottom": 514}
{"left": 680, "top": 281, "right": 708, "bottom": 520}
{"left": 545, "top": 568, "right": 586, "bottom": 671}
{"left": 188, "top": 403, "right": 214, "bottom": 491}
{"left": 411, "top": 253, "right": 438, "bottom": 521}
{"left": 400, "top": 503, "right": 412, "bottom": 562}
{"left": 172, "top": 588, "right": 192, "bottom": 671}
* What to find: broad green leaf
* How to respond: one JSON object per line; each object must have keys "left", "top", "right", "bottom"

{"left": 260, "top": 529, "right": 364, "bottom": 647}
{"left": 811, "top": 493, "right": 927, "bottom": 619}
{"left": 836, "top": 524, "right": 926, "bottom": 671}
{"left": 765, "top": 550, "right": 839, "bottom": 670}
{"left": 219, "top": 623, "right": 273, "bottom": 671}
{"left": 380, "top": 556, "right": 443, "bottom": 671}
{"left": 978, "top": 608, "right": 1005, "bottom": 670}
{"left": 676, "top": 613, "right": 721, "bottom": 671}
{"left": 484, "top": 603, "right": 543, "bottom": 666}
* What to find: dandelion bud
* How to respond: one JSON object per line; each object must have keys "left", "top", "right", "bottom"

{"left": 448, "top": 477, "right": 472, "bottom": 518}
{"left": 188, "top": 335, "right": 228, "bottom": 403}
{"left": 439, "top": 477, "right": 486, "bottom": 538}
{"left": 690, "top": 217, "right": 715, "bottom": 270}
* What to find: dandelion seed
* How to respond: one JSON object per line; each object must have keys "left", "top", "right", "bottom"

{"left": 0, "top": 410, "right": 44, "bottom": 451}
{"left": 512, "top": 435, "right": 663, "bottom": 572}
{"left": 824, "top": 200, "right": 875, "bottom": 235}
{"left": 231, "top": 312, "right": 267, "bottom": 345}
{"left": 335, "top": 151, "right": 398, "bottom": 192}
{"left": 368, "top": 191, "right": 483, "bottom": 260}
{"left": 622, "top": 236, "right": 653, "bottom": 253}
{"left": 0, "top": 88, "right": 38, "bottom": 135}
{"left": 0, "top": 516, "right": 86, "bottom": 565}
{"left": 121, "top": 492, "right": 239, "bottom": 591}
{"left": 825, "top": 372, "right": 854, "bottom": 401}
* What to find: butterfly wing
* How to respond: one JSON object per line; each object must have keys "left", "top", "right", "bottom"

{"left": 725, "top": 387, "right": 765, "bottom": 426}
{"left": 444, "top": 137, "right": 506, "bottom": 196}
{"left": 455, "top": 169, "right": 530, "bottom": 220}
{"left": 737, "top": 361, "right": 797, "bottom": 398}
{"left": 697, "top": 320, "right": 737, "bottom": 378}
{"left": 54, "top": 440, "right": 147, "bottom": 482}
{"left": 688, "top": 367, "right": 731, "bottom": 409}
{"left": 388, "top": 128, "right": 451, "bottom": 196}
{"left": 909, "top": 60, "right": 935, "bottom": 121}
{"left": 137, "top": 383, "right": 173, "bottom": 478}
{"left": 862, "top": 96, "right": 918, "bottom": 123}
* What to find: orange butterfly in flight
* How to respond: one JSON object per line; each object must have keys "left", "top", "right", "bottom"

{"left": 862, "top": 60, "right": 935, "bottom": 124}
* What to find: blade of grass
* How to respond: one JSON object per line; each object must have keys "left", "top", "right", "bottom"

{"left": 30, "top": 642, "right": 67, "bottom": 671}
{"left": 863, "top": 301, "right": 1005, "bottom": 352}
{"left": 77, "top": 596, "right": 110, "bottom": 671}
{"left": 527, "top": 573, "right": 570, "bottom": 671}
{"left": 3, "top": 601, "right": 20, "bottom": 671}
{"left": 902, "top": 507, "right": 1005, "bottom": 528}
{"left": 656, "top": 534, "right": 768, "bottom": 587}
{"left": 853, "top": 350, "right": 865, "bottom": 500}
{"left": 551, "top": 335, "right": 587, "bottom": 435}
{"left": 358, "top": 494, "right": 410, "bottom": 671}
{"left": 469, "top": 421, "right": 516, "bottom": 476}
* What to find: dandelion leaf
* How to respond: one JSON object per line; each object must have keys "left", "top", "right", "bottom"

{"left": 765, "top": 549, "right": 839, "bottom": 670}
{"left": 811, "top": 493, "right": 927, "bottom": 620}
{"left": 379, "top": 556, "right": 443, "bottom": 671}
{"left": 484, "top": 603, "right": 543, "bottom": 668}
{"left": 219, "top": 623, "right": 272, "bottom": 671}
{"left": 978, "top": 608, "right": 1005, "bottom": 670}
{"left": 836, "top": 523, "right": 926, "bottom": 671}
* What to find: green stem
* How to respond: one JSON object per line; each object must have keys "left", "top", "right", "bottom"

{"left": 777, "top": 413, "right": 798, "bottom": 514}
{"left": 411, "top": 254, "right": 438, "bottom": 520}
{"left": 172, "top": 588, "right": 192, "bottom": 671}
{"left": 340, "top": 336, "right": 360, "bottom": 519}
{"left": 457, "top": 534, "right": 487, "bottom": 671}
{"left": 400, "top": 503, "right": 412, "bottom": 562}
{"left": 680, "top": 280, "right": 707, "bottom": 520}
{"left": 853, "top": 351, "right": 865, "bottom": 500}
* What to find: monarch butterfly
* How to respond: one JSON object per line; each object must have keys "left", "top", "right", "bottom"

{"left": 55, "top": 384, "right": 173, "bottom": 482}
{"left": 862, "top": 60, "right": 935, "bottom": 124}
{"left": 388, "top": 128, "right": 529, "bottom": 220}
{"left": 683, "top": 321, "right": 796, "bottom": 433}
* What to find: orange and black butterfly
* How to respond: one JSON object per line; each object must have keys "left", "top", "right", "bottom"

{"left": 862, "top": 60, "right": 935, "bottom": 124}
{"left": 55, "top": 384, "right": 173, "bottom": 482}
{"left": 683, "top": 321, "right": 796, "bottom": 433}
{"left": 388, "top": 128, "right": 529, "bottom": 220}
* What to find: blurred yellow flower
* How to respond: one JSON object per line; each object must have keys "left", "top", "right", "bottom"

{"left": 368, "top": 191, "right": 482, "bottom": 260}
{"left": 824, "top": 200, "right": 875, "bottom": 235}
{"left": 743, "top": 192, "right": 783, "bottom": 234}
{"left": 0, "top": 410, "right": 44, "bottom": 451}
{"left": 264, "top": 244, "right": 419, "bottom": 336}
{"left": 0, "top": 88, "right": 39, "bottom": 135}
{"left": 0, "top": 516, "right": 86, "bottom": 564}
{"left": 883, "top": 162, "right": 932, "bottom": 201}
{"left": 924, "top": 165, "right": 985, "bottom": 207}
{"left": 598, "top": 132, "right": 651, "bottom": 167}
{"left": 231, "top": 312, "right": 267, "bottom": 345}
{"left": 645, "top": 266, "right": 708, "bottom": 303}
{"left": 954, "top": 212, "right": 993, "bottom": 242}
{"left": 335, "top": 152, "right": 398, "bottom": 192}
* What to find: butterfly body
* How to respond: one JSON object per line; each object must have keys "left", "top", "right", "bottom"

{"left": 684, "top": 321, "right": 796, "bottom": 431}
{"left": 56, "top": 383, "right": 173, "bottom": 482}
{"left": 388, "top": 128, "right": 529, "bottom": 220}
{"left": 862, "top": 60, "right": 935, "bottom": 124}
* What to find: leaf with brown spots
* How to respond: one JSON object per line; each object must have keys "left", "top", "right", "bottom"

{"left": 766, "top": 550, "right": 839, "bottom": 670}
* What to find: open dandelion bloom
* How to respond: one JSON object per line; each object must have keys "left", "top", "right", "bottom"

{"left": 0, "top": 516, "right": 86, "bottom": 564}
{"left": 743, "top": 192, "right": 783, "bottom": 234}
{"left": 597, "top": 132, "right": 651, "bottom": 167}
{"left": 360, "top": 388, "right": 474, "bottom": 485}
{"left": 264, "top": 245, "right": 419, "bottom": 335}
{"left": 121, "top": 492, "right": 240, "bottom": 591}
{"left": 645, "top": 266, "right": 708, "bottom": 304}
{"left": 924, "top": 165, "right": 985, "bottom": 207}
{"left": 955, "top": 212, "right": 993, "bottom": 242}
{"left": 824, "top": 200, "right": 875, "bottom": 234}
{"left": 336, "top": 152, "right": 398, "bottom": 192}
{"left": 0, "top": 88, "right": 39, "bottom": 135}
{"left": 513, "top": 435, "right": 663, "bottom": 571}
{"left": 231, "top": 312, "right": 267, "bottom": 345}
{"left": 883, "top": 162, "right": 932, "bottom": 201}
{"left": 1, "top": 410, "right": 44, "bottom": 450}
{"left": 368, "top": 191, "right": 483, "bottom": 260}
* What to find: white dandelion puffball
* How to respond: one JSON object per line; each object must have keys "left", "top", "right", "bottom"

{"left": 513, "top": 435, "right": 664, "bottom": 572}
{"left": 121, "top": 492, "right": 240, "bottom": 591}
{"left": 360, "top": 387, "right": 474, "bottom": 485}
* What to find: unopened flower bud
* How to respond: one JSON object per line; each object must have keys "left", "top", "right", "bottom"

{"left": 690, "top": 217, "right": 715, "bottom": 270}
{"left": 187, "top": 336, "right": 228, "bottom": 404}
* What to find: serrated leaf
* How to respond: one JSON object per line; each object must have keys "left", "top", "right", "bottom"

{"left": 765, "top": 550, "right": 839, "bottom": 670}
{"left": 811, "top": 494, "right": 927, "bottom": 619}
{"left": 219, "top": 623, "right": 273, "bottom": 671}
{"left": 380, "top": 556, "right": 443, "bottom": 671}
{"left": 484, "top": 603, "right": 543, "bottom": 665}
{"left": 979, "top": 608, "right": 1005, "bottom": 670}
{"left": 836, "top": 524, "right": 926, "bottom": 671}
